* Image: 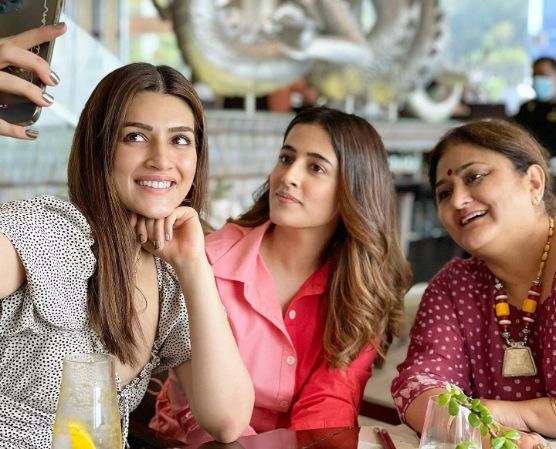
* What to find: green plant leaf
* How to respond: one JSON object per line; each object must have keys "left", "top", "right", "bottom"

{"left": 439, "top": 384, "right": 520, "bottom": 449}
{"left": 481, "top": 415, "right": 494, "bottom": 425}
{"left": 438, "top": 393, "right": 451, "bottom": 406}
{"left": 491, "top": 437, "right": 505, "bottom": 449}
{"left": 468, "top": 413, "right": 481, "bottom": 428}
{"left": 449, "top": 398, "right": 460, "bottom": 416}
{"left": 504, "top": 431, "right": 520, "bottom": 440}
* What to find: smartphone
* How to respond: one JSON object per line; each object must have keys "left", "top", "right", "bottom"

{"left": 0, "top": 0, "right": 64, "bottom": 125}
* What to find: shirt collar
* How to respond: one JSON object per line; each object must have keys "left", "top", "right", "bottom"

{"left": 210, "top": 220, "right": 330, "bottom": 297}
{"left": 210, "top": 221, "right": 272, "bottom": 282}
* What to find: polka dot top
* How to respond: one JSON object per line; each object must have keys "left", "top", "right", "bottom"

{"left": 391, "top": 256, "right": 556, "bottom": 422}
{"left": 0, "top": 196, "right": 192, "bottom": 448}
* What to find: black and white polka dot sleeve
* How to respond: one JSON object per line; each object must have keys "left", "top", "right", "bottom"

{"left": 0, "top": 196, "right": 95, "bottom": 329}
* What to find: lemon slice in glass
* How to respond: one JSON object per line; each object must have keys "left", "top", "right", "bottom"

{"left": 67, "top": 420, "right": 96, "bottom": 449}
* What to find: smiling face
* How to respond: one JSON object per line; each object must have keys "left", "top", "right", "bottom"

{"left": 435, "top": 144, "right": 542, "bottom": 256}
{"left": 113, "top": 91, "right": 197, "bottom": 219}
{"left": 268, "top": 123, "right": 340, "bottom": 234}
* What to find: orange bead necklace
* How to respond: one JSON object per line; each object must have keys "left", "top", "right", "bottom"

{"left": 494, "top": 216, "right": 553, "bottom": 377}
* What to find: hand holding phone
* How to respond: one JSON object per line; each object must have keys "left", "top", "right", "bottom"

{"left": 0, "top": 10, "right": 66, "bottom": 139}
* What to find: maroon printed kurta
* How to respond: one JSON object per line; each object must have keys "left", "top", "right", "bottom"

{"left": 392, "top": 257, "right": 556, "bottom": 422}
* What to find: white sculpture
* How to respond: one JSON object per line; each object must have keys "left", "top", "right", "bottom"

{"left": 153, "top": 0, "right": 459, "bottom": 120}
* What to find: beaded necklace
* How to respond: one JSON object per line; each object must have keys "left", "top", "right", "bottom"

{"left": 494, "top": 216, "right": 553, "bottom": 377}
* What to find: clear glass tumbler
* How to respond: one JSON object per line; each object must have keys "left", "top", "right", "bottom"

{"left": 51, "top": 353, "right": 122, "bottom": 449}
{"left": 419, "top": 395, "right": 482, "bottom": 449}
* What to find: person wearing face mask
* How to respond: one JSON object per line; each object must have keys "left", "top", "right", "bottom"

{"left": 514, "top": 57, "right": 556, "bottom": 158}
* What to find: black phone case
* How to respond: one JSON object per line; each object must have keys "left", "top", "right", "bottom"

{"left": 0, "top": 0, "right": 64, "bottom": 125}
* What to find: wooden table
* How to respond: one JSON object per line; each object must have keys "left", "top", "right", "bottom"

{"left": 130, "top": 424, "right": 421, "bottom": 449}
{"left": 131, "top": 426, "right": 360, "bottom": 449}
{"left": 193, "top": 427, "right": 359, "bottom": 449}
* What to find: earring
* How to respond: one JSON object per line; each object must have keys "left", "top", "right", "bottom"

{"left": 535, "top": 194, "right": 542, "bottom": 204}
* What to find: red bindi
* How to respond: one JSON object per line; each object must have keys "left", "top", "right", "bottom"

{"left": 447, "top": 169, "right": 453, "bottom": 176}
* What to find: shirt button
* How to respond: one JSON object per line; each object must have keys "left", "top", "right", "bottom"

{"left": 286, "top": 355, "right": 296, "bottom": 365}
{"left": 279, "top": 400, "right": 289, "bottom": 408}
{"left": 288, "top": 310, "right": 296, "bottom": 320}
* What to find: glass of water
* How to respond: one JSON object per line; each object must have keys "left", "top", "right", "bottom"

{"left": 51, "top": 353, "right": 122, "bottom": 449}
{"left": 419, "top": 395, "right": 482, "bottom": 449}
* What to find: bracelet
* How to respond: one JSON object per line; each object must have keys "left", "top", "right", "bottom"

{"left": 550, "top": 396, "right": 556, "bottom": 418}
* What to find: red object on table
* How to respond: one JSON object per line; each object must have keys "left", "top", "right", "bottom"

{"left": 374, "top": 427, "right": 398, "bottom": 449}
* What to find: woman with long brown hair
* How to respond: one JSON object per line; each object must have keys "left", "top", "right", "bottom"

{"left": 152, "top": 106, "right": 413, "bottom": 444}
{"left": 0, "top": 60, "right": 253, "bottom": 447}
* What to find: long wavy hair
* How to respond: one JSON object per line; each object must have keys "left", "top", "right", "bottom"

{"left": 67, "top": 63, "right": 208, "bottom": 365}
{"left": 428, "top": 119, "right": 556, "bottom": 215}
{"left": 231, "top": 106, "right": 413, "bottom": 368}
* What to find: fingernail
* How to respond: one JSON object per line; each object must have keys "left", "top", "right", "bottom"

{"left": 25, "top": 128, "right": 39, "bottom": 139}
{"left": 50, "top": 71, "right": 60, "bottom": 85}
{"left": 153, "top": 240, "right": 161, "bottom": 250}
{"left": 41, "top": 92, "right": 54, "bottom": 105}
{"left": 137, "top": 234, "right": 145, "bottom": 244}
{"left": 53, "top": 22, "right": 66, "bottom": 29}
{"left": 165, "top": 233, "right": 171, "bottom": 241}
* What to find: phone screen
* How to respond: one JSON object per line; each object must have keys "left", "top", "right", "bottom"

{"left": 0, "top": 0, "right": 64, "bottom": 125}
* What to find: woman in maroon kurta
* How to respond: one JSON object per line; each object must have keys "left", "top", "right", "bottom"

{"left": 391, "top": 119, "right": 556, "bottom": 445}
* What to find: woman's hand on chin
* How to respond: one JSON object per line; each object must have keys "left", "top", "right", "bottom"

{"left": 130, "top": 206, "right": 206, "bottom": 267}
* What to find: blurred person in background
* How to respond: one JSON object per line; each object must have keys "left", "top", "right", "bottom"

{"left": 515, "top": 57, "right": 556, "bottom": 159}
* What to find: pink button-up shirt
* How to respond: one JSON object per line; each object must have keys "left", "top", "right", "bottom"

{"left": 150, "top": 222, "right": 376, "bottom": 444}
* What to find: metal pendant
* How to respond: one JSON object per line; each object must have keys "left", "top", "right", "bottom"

{"left": 502, "top": 344, "right": 537, "bottom": 377}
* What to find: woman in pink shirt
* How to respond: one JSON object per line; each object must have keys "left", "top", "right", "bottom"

{"left": 151, "top": 106, "right": 413, "bottom": 444}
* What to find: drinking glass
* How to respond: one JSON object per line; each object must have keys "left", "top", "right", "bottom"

{"left": 419, "top": 395, "right": 482, "bottom": 449}
{"left": 51, "top": 353, "right": 122, "bottom": 449}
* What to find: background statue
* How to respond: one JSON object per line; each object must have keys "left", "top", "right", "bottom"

{"left": 153, "top": 0, "right": 457, "bottom": 120}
